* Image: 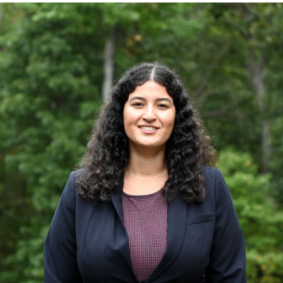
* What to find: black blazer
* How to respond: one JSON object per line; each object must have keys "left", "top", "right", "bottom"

{"left": 44, "top": 166, "right": 246, "bottom": 283}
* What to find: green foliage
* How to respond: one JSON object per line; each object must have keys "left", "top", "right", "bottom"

{"left": 0, "top": 3, "right": 102, "bottom": 282}
{"left": 218, "top": 150, "right": 283, "bottom": 282}
{"left": 270, "top": 117, "right": 283, "bottom": 203}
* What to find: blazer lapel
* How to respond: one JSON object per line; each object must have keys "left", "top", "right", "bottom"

{"left": 111, "top": 183, "right": 140, "bottom": 282}
{"left": 111, "top": 183, "right": 124, "bottom": 225}
{"left": 147, "top": 194, "right": 188, "bottom": 282}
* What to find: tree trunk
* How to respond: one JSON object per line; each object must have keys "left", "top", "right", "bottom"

{"left": 102, "top": 27, "right": 116, "bottom": 103}
{"left": 243, "top": 3, "right": 271, "bottom": 173}
{"left": 247, "top": 46, "right": 271, "bottom": 173}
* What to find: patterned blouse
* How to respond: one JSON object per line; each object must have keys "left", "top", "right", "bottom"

{"left": 122, "top": 188, "right": 168, "bottom": 282}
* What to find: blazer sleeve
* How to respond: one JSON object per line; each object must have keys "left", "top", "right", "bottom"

{"left": 44, "top": 171, "right": 82, "bottom": 283}
{"left": 205, "top": 169, "right": 247, "bottom": 283}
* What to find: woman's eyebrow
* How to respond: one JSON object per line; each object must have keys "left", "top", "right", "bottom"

{"left": 129, "top": 96, "right": 173, "bottom": 105}
{"left": 156, "top": 98, "right": 173, "bottom": 105}
{"left": 129, "top": 96, "right": 146, "bottom": 102}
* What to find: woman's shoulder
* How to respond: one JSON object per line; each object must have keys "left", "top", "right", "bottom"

{"left": 60, "top": 169, "right": 85, "bottom": 201}
{"left": 201, "top": 165, "right": 221, "bottom": 181}
{"left": 201, "top": 165, "right": 234, "bottom": 208}
{"left": 71, "top": 168, "right": 86, "bottom": 180}
{"left": 201, "top": 166, "right": 230, "bottom": 198}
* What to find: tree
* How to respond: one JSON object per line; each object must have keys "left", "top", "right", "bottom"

{"left": 208, "top": 3, "right": 283, "bottom": 173}
{"left": 218, "top": 149, "right": 283, "bottom": 282}
{"left": 1, "top": 3, "right": 283, "bottom": 282}
{"left": 0, "top": 3, "right": 103, "bottom": 281}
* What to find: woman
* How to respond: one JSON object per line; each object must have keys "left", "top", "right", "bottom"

{"left": 44, "top": 62, "right": 246, "bottom": 282}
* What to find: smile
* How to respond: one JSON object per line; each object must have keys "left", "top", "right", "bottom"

{"left": 140, "top": 126, "right": 158, "bottom": 130}
{"left": 138, "top": 126, "right": 159, "bottom": 134}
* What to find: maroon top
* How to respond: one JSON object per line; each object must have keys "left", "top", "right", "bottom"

{"left": 122, "top": 188, "right": 168, "bottom": 282}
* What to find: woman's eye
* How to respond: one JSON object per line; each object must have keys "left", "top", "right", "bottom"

{"left": 133, "top": 102, "right": 143, "bottom": 107}
{"left": 159, "top": 104, "right": 168, "bottom": 108}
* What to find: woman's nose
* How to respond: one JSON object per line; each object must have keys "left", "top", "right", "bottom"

{"left": 142, "top": 106, "right": 156, "bottom": 121}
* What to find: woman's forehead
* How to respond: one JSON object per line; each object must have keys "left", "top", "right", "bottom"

{"left": 127, "top": 81, "right": 172, "bottom": 101}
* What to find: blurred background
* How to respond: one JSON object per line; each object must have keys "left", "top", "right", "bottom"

{"left": 0, "top": 3, "right": 282, "bottom": 282}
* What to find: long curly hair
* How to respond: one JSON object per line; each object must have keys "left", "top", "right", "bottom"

{"left": 77, "top": 62, "right": 217, "bottom": 204}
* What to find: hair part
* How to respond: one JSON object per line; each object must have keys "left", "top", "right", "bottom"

{"left": 76, "top": 62, "right": 217, "bottom": 204}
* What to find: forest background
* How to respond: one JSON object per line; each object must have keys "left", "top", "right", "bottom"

{"left": 0, "top": 3, "right": 283, "bottom": 283}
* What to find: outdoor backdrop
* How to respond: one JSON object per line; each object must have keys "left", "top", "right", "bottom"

{"left": 0, "top": 3, "right": 283, "bottom": 283}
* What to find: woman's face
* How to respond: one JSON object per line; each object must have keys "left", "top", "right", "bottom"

{"left": 123, "top": 80, "right": 176, "bottom": 150}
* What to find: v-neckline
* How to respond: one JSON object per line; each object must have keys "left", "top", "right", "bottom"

{"left": 111, "top": 181, "right": 188, "bottom": 283}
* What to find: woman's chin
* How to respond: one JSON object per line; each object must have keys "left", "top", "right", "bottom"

{"left": 133, "top": 141, "right": 165, "bottom": 150}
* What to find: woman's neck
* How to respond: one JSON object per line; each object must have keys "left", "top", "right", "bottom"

{"left": 125, "top": 143, "right": 167, "bottom": 178}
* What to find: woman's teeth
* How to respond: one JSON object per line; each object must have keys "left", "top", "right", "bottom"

{"left": 140, "top": 127, "right": 157, "bottom": 131}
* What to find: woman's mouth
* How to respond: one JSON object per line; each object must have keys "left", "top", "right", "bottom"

{"left": 138, "top": 126, "right": 159, "bottom": 133}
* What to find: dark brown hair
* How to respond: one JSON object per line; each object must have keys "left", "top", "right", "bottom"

{"left": 77, "top": 62, "right": 217, "bottom": 203}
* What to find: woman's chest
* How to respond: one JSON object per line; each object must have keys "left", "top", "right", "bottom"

{"left": 74, "top": 198, "right": 215, "bottom": 283}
